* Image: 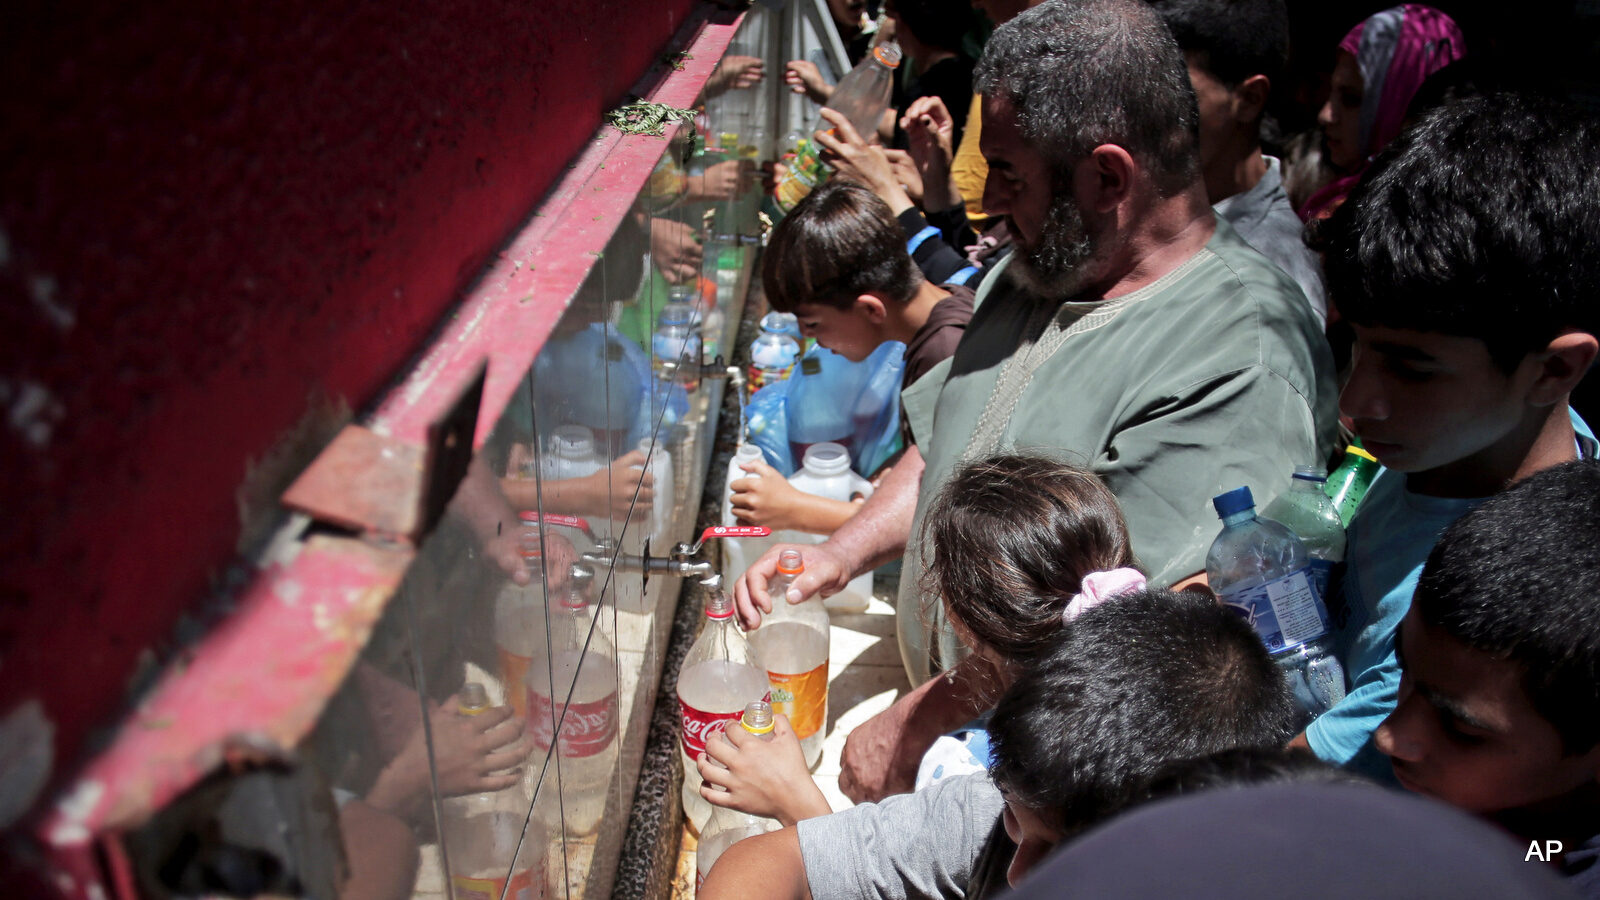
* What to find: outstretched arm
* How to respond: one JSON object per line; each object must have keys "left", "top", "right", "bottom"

{"left": 733, "top": 445, "right": 922, "bottom": 629}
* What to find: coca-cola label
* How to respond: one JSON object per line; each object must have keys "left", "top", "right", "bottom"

{"left": 680, "top": 692, "right": 771, "bottom": 759}
{"left": 527, "top": 689, "right": 617, "bottom": 758}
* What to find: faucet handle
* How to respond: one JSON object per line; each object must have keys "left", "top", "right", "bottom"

{"left": 689, "top": 524, "right": 772, "bottom": 556}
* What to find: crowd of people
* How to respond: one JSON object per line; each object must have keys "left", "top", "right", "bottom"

{"left": 694, "top": 0, "right": 1600, "bottom": 896}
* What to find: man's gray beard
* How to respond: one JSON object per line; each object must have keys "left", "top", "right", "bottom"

{"left": 1008, "top": 193, "right": 1097, "bottom": 298}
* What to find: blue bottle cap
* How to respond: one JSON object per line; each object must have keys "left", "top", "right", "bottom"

{"left": 1212, "top": 486, "right": 1256, "bottom": 518}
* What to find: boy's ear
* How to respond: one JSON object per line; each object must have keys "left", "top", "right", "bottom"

{"left": 1528, "top": 331, "right": 1599, "bottom": 406}
{"left": 853, "top": 294, "right": 889, "bottom": 324}
{"left": 1232, "top": 74, "right": 1271, "bottom": 125}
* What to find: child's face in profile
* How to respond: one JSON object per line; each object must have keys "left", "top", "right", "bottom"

{"left": 1339, "top": 324, "right": 1542, "bottom": 477}
{"left": 792, "top": 300, "right": 882, "bottom": 363}
{"left": 1376, "top": 608, "right": 1600, "bottom": 816}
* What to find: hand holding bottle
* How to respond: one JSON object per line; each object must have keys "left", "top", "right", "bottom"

{"left": 732, "top": 542, "right": 853, "bottom": 630}
{"left": 698, "top": 714, "right": 831, "bottom": 827}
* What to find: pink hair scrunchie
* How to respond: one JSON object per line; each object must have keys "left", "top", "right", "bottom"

{"left": 1062, "top": 568, "right": 1148, "bottom": 624}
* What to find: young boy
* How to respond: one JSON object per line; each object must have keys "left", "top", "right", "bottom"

{"left": 1376, "top": 460, "right": 1600, "bottom": 895}
{"left": 1295, "top": 92, "right": 1600, "bottom": 779}
{"left": 698, "top": 588, "right": 1298, "bottom": 898}
{"left": 728, "top": 179, "right": 974, "bottom": 535}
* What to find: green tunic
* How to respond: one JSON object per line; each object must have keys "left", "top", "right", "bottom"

{"left": 897, "top": 220, "right": 1339, "bottom": 683}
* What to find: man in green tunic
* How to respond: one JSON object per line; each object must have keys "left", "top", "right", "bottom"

{"left": 735, "top": 0, "right": 1338, "bottom": 801}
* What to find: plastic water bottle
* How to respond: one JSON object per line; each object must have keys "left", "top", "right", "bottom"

{"left": 654, "top": 299, "right": 704, "bottom": 391}
{"left": 441, "top": 684, "right": 549, "bottom": 900}
{"left": 1207, "top": 486, "right": 1346, "bottom": 724}
{"left": 1262, "top": 466, "right": 1346, "bottom": 602}
{"left": 526, "top": 571, "right": 618, "bottom": 837}
{"left": 748, "top": 332, "right": 801, "bottom": 393}
{"left": 782, "top": 442, "right": 876, "bottom": 613}
{"left": 1325, "top": 444, "right": 1381, "bottom": 527}
{"left": 721, "top": 444, "right": 782, "bottom": 584}
{"left": 678, "top": 582, "right": 771, "bottom": 833}
{"left": 540, "top": 424, "right": 608, "bottom": 552}
{"left": 746, "top": 550, "right": 830, "bottom": 769}
{"left": 760, "top": 311, "right": 802, "bottom": 342}
{"left": 695, "top": 701, "right": 780, "bottom": 893}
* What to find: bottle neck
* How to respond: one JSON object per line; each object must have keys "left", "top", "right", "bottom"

{"left": 1221, "top": 509, "right": 1257, "bottom": 528}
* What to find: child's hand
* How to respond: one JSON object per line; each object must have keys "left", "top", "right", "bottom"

{"left": 697, "top": 714, "right": 832, "bottom": 827}
{"left": 729, "top": 459, "right": 810, "bottom": 531}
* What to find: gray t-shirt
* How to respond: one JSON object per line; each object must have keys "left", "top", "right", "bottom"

{"left": 797, "top": 772, "right": 1006, "bottom": 900}
{"left": 1213, "top": 156, "right": 1328, "bottom": 326}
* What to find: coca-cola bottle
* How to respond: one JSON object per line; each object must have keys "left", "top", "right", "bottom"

{"left": 441, "top": 683, "right": 549, "bottom": 900}
{"left": 526, "top": 566, "right": 619, "bottom": 837}
{"left": 678, "top": 579, "right": 770, "bottom": 833}
{"left": 696, "top": 701, "right": 779, "bottom": 893}
{"left": 746, "top": 550, "right": 830, "bottom": 769}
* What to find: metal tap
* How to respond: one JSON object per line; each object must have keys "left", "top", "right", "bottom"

{"left": 575, "top": 536, "right": 716, "bottom": 582}
{"left": 657, "top": 355, "right": 742, "bottom": 386}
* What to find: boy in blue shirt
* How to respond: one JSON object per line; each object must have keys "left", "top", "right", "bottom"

{"left": 1377, "top": 460, "right": 1600, "bottom": 895}
{"left": 1293, "top": 93, "right": 1599, "bottom": 777}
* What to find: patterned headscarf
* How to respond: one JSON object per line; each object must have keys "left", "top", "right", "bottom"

{"left": 1340, "top": 4, "right": 1467, "bottom": 160}
{"left": 1299, "top": 4, "right": 1466, "bottom": 221}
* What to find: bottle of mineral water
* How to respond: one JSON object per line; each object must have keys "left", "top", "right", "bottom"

{"left": 1262, "top": 466, "right": 1346, "bottom": 602}
{"left": 746, "top": 550, "right": 830, "bottom": 769}
{"left": 441, "top": 684, "right": 549, "bottom": 900}
{"left": 695, "top": 701, "right": 779, "bottom": 893}
{"left": 526, "top": 569, "right": 618, "bottom": 838}
{"left": 748, "top": 331, "right": 801, "bottom": 393}
{"left": 654, "top": 298, "right": 704, "bottom": 391}
{"left": 1207, "top": 486, "right": 1346, "bottom": 725}
{"left": 678, "top": 580, "right": 771, "bottom": 833}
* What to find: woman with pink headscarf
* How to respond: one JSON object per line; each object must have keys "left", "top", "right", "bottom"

{"left": 1299, "top": 5, "right": 1466, "bottom": 221}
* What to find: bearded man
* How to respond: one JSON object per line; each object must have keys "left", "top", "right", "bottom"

{"left": 736, "top": 0, "right": 1338, "bottom": 801}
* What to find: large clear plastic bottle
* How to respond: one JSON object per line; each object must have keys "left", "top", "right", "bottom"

{"left": 746, "top": 550, "right": 831, "bottom": 769}
{"left": 748, "top": 331, "right": 801, "bottom": 394}
{"left": 526, "top": 569, "right": 618, "bottom": 837}
{"left": 1262, "top": 466, "right": 1346, "bottom": 601}
{"left": 720, "top": 444, "right": 782, "bottom": 584}
{"left": 654, "top": 298, "right": 704, "bottom": 391}
{"left": 695, "top": 701, "right": 780, "bottom": 893}
{"left": 782, "top": 442, "right": 876, "bottom": 613}
{"left": 440, "top": 683, "right": 549, "bottom": 900}
{"left": 773, "top": 43, "right": 903, "bottom": 212}
{"left": 494, "top": 512, "right": 547, "bottom": 720}
{"left": 678, "top": 580, "right": 771, "bottom": 833}
{"left": 1206, "top": 486, "right": 1347, "bottom": 725}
